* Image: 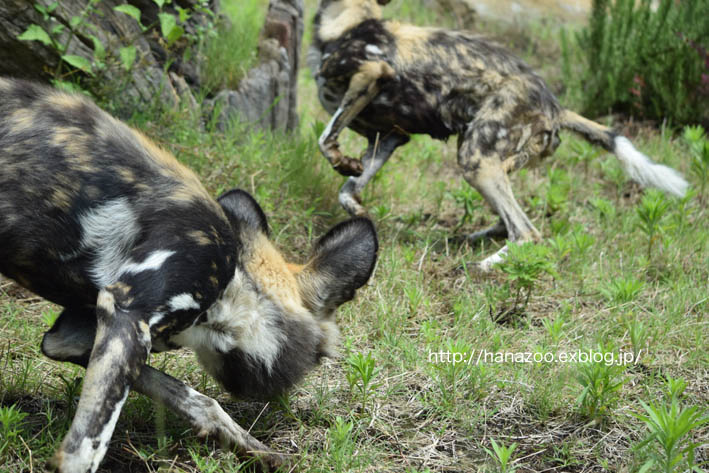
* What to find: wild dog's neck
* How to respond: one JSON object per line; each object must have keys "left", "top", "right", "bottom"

{"left": 315, "top": 0, "right": 383, "bottom": 43}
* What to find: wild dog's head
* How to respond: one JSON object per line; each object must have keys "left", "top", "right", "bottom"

{"left": 189, "top": 190, "right": 378, "bottom": 400}
{"left": 315, "top": 0, "right": 391, "bottom": 43}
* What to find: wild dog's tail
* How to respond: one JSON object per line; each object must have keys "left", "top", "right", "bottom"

{"left": 559, "top": 109, "right": 688, "bottom": 197}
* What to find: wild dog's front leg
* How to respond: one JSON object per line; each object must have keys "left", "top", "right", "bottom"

{"left": 40, "top": 308, "right": 285, "bottom": 470}
{"left": 319, "top": 61, "right": 395, "bottom": 177}
{"left": 134, "top": 366, "right": 287, "bottom": 470}
{"left": 52, "top": 288, "right": 150, "bottom": 473}
{"left": 339, "top": 133, "right": 409, "bottom": 216}
{"left": 467, "top": 219, "right": 508, "bottom": 243}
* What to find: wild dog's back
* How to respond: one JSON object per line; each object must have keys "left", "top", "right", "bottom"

{"left": 0, "top": 77, "right": 230, "bottom": 307}
{"left": 314, "top": 14, "right": 561, "bottom": 139}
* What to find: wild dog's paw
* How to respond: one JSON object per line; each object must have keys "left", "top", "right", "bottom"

{"left": 334, "top": 155, "right": 364, "bottom": 176}
{"left": 193, "top": 397, "right": 287, "bottom": 470}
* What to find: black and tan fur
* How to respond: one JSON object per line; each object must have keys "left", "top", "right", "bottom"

{"left": 309, "top": 0, "right": 688, "bottom": 270}
{"left": 0, "top": 77, "right": 378, "bottom": 472}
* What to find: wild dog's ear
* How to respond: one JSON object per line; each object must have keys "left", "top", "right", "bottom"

{"left": 298, "top": 218, "right": 378, "bottom": 315}
{"left": 376, "top": 0, "right": 391, "bottom": 5}
{"left": 217, "top": 189, "right": 269, "bottom": 236}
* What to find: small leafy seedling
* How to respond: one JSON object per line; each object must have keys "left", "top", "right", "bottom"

{"left": 0, "top": 404, "right": 28, "bottom": 455}
{"left": 634, "top": 376, "right": 709, "bottom": 473}
{"left": 626, "top": 318, "right": 650, "bottom": 360}
{"left": 345, "top": 352, "right": 381, "bottom": 411}
{"left": 635, "top": 189, "right": 672, "bottom": 261}
{"left": 495, "top": 242, "right": 558, "bottom": 314}
{"left": 484, "top": 438, "right": 518, "bottom": 473}
{"left": 450, "top": 185, "right": 483, "bottom": 230}
{"left": 600, "top": 276, "right": 645, "bottom": 304}
{"left": 683, "top": 125, "right": 708, "bottom": 202}
{"left": 328, "top": 416, "right": 358, "bottom": 473}
{"left": 542, "top": 316, "right": 565, "bottom": 344}
{"left": 575, "top": 348, "right": 626, "bottom": 421}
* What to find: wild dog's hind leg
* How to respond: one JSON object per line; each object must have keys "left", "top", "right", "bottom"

{"left": 42, "top": 307, "right": 96, "bottom": 367}
{"left": 457, "top": 94, "right": 544, "bottom": 271}
{"left": 339, "top": 133, "right": 409, "bottom": 216}
{"left": 319, "top": 61, "right": 395, "bottom": 176}
{"left": 52, "top": 287, "right": 151, "bottom": 473}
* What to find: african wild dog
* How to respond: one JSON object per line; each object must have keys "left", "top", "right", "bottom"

{"left": 0, "top": 77, "right": 378, "bottom": 472}
{"left": 309, "top": 0, "right": 688, "bottom": 270}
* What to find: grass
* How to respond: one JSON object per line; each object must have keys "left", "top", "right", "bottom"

{"left": 1, "top": 2, "right": 708, "bottom": 472}
{"left": 200, "top": 0, "right": 266, "bottom": 94}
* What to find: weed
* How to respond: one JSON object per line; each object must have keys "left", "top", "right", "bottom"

{"left": 626, "top": 317, "right": 651, "bottom": 360}
{"left": 495, "top": 242, "right": 558, "bottom": 313}
{"left": 634, "top": 377, "right": 709, "bottom": 473}
{"left": 345, "top": 352, "right": 381, "bottom": 412}
{"left": 484, "top": 438, "right": 518, "bottom": 473}
{"left": 450, "top": 185, "right": 483, "bottom": 231}
{"left": 542, "top": 316, "right": 565, "bottom": 345}
{"left": 635, "top": 189, "right": 672, "bottom": 261}
{"left": 327, "top": 416, "right": 358, "bottom": 473}
{"left": 430, "top": 339, "right": 473, "bottom": 408}
{"left": 683, "top": 125, "right": 709, "bottom": 202}
{"left": 545, "top": 167, "right": 571, "bottom": 215}
{"left": 571, "top": 226, "right": 596, "bottom": 257}
{"left": 575, "top": 349, "right": 626, "bottom": 421}
{"left": 590, "top": 197, "right": 617, "bottom": 221}
{"left": 600, "top": 276, "right": 645, "bottom": 304}
{"left": 41, "top": 308, "right": 60, "bottom": 328}
{"left": 0, "top": 404, "right": 28, "bottom": 456}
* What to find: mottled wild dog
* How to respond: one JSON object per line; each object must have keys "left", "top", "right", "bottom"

{"left": 0, "top": 77, "right": 378, "bottom": 472}
{"left": 309, "top": 0, "right": 688, "bottom": 270}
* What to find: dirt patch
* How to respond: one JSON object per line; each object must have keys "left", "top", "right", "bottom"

{"left": 466, "top": 0, "right": 591, "bottom": 23}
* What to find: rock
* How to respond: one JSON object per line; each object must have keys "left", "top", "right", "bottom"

{"left": 0, "top": 0, "right": 303, "bottom": 133}
{"left": 208, "top": 0, "right": 303, "bottom": 132}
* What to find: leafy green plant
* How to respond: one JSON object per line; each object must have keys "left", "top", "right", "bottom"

{"left": 626, "top": 317, "right": 651, "bottom": 359}
{"left": 0, "top": 404, "right": 28, "bottom": 456}
{"left": 683, "top": 125, "right": 709, "bottom": 202}
{"left": 495, "top": 242, "right": 558, "bottom": 313}
{"left": 484, "top": 438, "right": 518, "bottom": 473}
{"left": 635, "top": 189, "right": 672, "bottom": 261}
{"left": 18, "top": 0, "right": 105, "bottom": 76}
{"left": 575, "top": 349, "right": 626, "bottom": 420}
{"left": 561, "top": 0, "right": 709, "bottom": 127}
{"left": 600, "top": 275, "right": 645, "bottom": 304}
{"left": 450, "top": 185, "right": 483, "bottom": 230}
{"left": 345, "top": 352, "right": 381, "bottom": 411}
{"left": 590, "top": 197, "right": 617, "bottom": 221}
{"left": 545, "top": 167, "right": 571, "bottom": 215}
{"left": 634, "top": 377, "right": 709, "bottom": 473}
{"left": 430, "top": 339, "right": 474, "bottom": 407}
{"left": 327, "top": 416, "right": 358, "bottom": 473}
{"left": 542, "top": 316, "right": 565, "bottom": 344}
{"left": 17, "top": 0, "right": 209, "bottom": 81}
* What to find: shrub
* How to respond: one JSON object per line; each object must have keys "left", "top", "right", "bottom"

{"left": 561, "top": 0, "right": 709, "bottom": 128}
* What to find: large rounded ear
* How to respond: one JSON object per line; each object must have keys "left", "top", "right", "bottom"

{"left": 376, "top": 0, "right": 391, "bottom": 5}
{"left": 297, "top": 218, "right": 378, "bottom": 315}
{"left": 217, "top": 189, "right": 269, "bottom": 236}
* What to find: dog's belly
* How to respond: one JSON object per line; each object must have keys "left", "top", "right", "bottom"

{"left": 317, "top": 76, "right": 456, "bottom": 140}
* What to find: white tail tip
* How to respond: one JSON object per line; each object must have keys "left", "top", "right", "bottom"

{"left": 613, "top": 136, "right": 689, "bottom": 197}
